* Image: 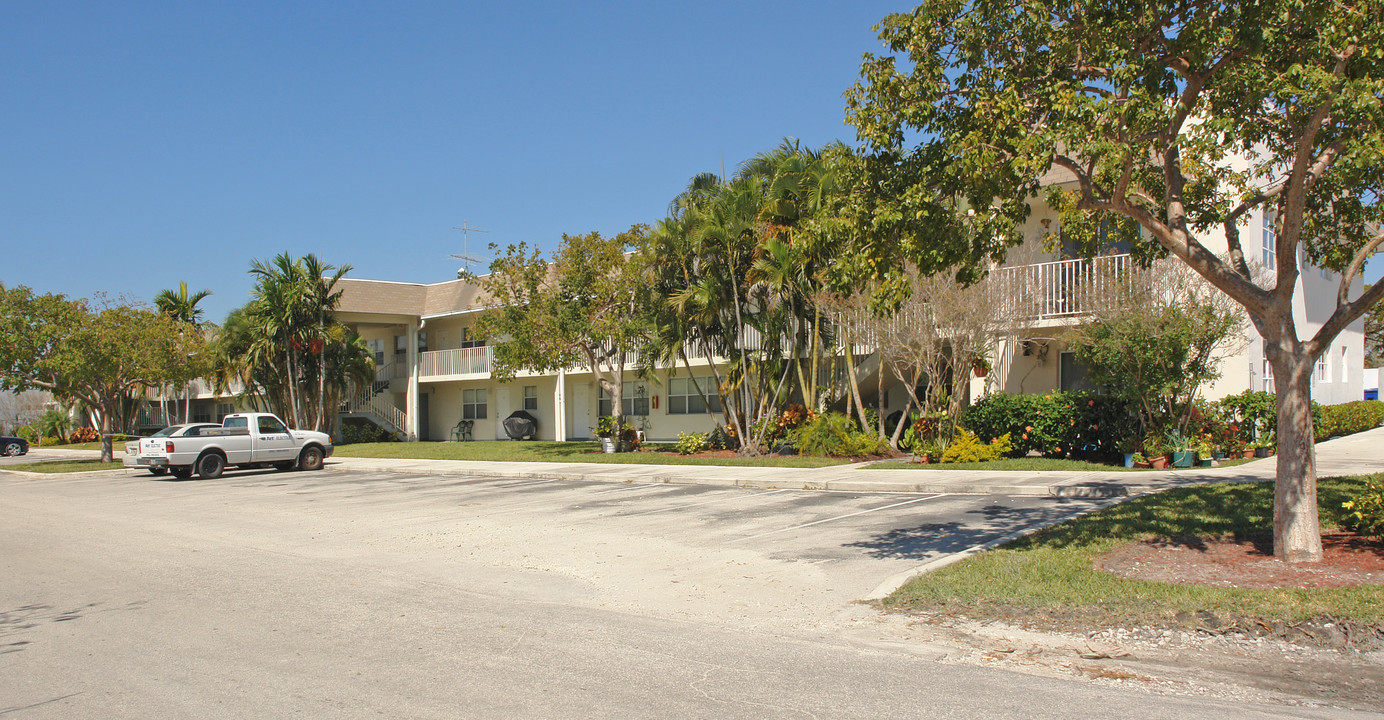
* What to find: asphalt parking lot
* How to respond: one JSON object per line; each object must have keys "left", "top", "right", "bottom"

{"left": 2, "top": 462, "right": 1115, "bottom": 631}
{"left": 4, "top": 462, "right": 1364, "bottom": 719}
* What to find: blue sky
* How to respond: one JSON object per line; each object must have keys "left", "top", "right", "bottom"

{"left": 5, "top": 1, "right": 1379, "bottom": 325}
{"left": 2, "top": 1, "right": 905, "bottom": 323}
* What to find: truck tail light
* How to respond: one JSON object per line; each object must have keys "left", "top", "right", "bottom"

{"left": 166, "top": 441, "right": 175, "bottom": 453}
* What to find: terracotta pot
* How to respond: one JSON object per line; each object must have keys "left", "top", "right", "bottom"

{"left": 973, "top": 366, "right": 988, "bottom": 378}
{"left": 1133, "top": 461, "right": 1152, "bottom": 469}
{"left": 1150, "top": 455, "right": 1169, "bottom": 469}
{"left": 1242, "top": 449, "right": 1255, "bottom": 459}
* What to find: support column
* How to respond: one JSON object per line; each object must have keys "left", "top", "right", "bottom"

{"left": 555, "top": 369, "right": 567, "bottom": 442}
{"left": 406, "top": 322, "right": 420, "bottom": 441}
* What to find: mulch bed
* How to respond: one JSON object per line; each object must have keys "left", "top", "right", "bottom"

{"left": 1097, "top": 531, "right": 1384, "bottom": 589}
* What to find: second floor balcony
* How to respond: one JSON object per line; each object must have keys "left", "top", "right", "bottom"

{"left": 418, "top": 346, "right": 494, "bottom": 380}
{"left": 997, "top": 253, "right": 1137, "bottom": 321}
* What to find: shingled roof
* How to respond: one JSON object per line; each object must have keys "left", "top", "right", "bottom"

{"left": 335, "top": 277, "right": 492, "bottom": 318}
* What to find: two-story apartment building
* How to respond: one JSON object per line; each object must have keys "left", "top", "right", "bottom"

{"left": 154, "top": 183, "right": 1365, "bottom": 440}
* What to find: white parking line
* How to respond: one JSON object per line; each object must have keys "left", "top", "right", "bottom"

{"left": 618, "top": 488, "right": 793, "bottom": 518}
{"left": 725, "top": 493, "right": 948, "bottom": 544}
{"left": 585, "top": 482, "right": 666, "bottom": 495}
{"left": 497, "top": 478, "right": 557, "bottom": 488}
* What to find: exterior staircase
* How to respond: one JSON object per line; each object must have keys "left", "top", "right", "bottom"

{"left": 342, "top": 362, "right": 409, "bottom": 440}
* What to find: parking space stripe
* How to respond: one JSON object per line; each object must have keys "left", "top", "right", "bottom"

{"left": 497, "top": 478, "right": 557, "bottom": 488}
{"left": 617, "top": 488, "right": 792, "bottom": 518}
{"left": 585, "top": 483, "right": 664, "bottom": 495}
{"left": 724, "top": 493, "right": 948, "bottom": 544}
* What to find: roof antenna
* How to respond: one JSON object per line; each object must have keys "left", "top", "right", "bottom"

{"left": 450, "top": 220, "right": 489, "bottom": 276}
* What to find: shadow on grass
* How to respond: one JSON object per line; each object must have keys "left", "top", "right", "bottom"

{"left": 1004, "top": 476, "right": 1369, "bottom": 552}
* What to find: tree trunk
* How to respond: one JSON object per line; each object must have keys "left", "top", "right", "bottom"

{"left": 844, "top": 341, "right": 866, "bottom": 429}
{"left": 1270, "top": 349, "right": 1323, "bottom": 563}
{"left": 99, "top": 405, "right": 114, "bottom": 463}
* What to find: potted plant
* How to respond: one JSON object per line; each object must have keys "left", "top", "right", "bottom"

{"left": 1167, "top": 430, "right": 1195, "bottom": 468}
{"left": 1131, "top": 451, "right": 1150, "bottom": 469}
{"left": 972, "top": 351, "right": 992, "bottom": 378}
{"left": 1253, "top": 440, "right": 1273, "bottom": 458}
{"left": 1192, "top": 437, "right": 1216, "bottom": 467}
{"left": 617, "top": 422, "right": 642, "bottom": 453}
{"left": 916, "top": 439, "right": 946, "bottom": 464}
{"left": 1143, "top": 433, "right": 1168, "bottom": 469}
{"left": 596, "top": 416, "right": 618, "bottom": 453}
{"left": 1116, "top": 436, "right": 1139, "bottom": 468}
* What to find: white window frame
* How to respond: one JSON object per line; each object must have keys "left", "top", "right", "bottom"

{"left": 1340, "top": 346, "right": 1349, "bottom": 384}
{"left": 523, "top": 385, "right": 538, "bottom": 411}
{"left": 598, "top": 382, "right": 649, "bottom": 417}
{"left": 462, "top": 388, "right": 488, "bottom": 419}
{"left": 1262, "top": 210, "right": 1277, "bottom": 270}
{"left": 667, "top": 377, "right": 721, "bottom": 415}
{"left": 1316, "top": 354, "right": 1331, "bottom": 383}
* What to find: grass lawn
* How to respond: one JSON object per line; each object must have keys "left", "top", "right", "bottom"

{"left": 866, "top": 457, "right": 1255, "bottom": 472}
{"left": 883, "top": 475, "right": 1383, "bottom": 628}
{"left": 4, "top": 459, "right": 124, "bottom": 473}
{"left": 332, "top": 441, "right": 847, "bottom": 468}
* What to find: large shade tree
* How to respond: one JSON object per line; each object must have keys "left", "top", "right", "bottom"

{"left": 472, "top": 228, "right": 651, "bottom": 430}
{"left": 0, "top": 285, "right": 206, "bottom": 462}
{"left": 846, "top": 0, "right": 1384, "bottom": 562}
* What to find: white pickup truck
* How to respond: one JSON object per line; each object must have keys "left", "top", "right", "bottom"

{"left": 124, "top": 413, "right": 334, "bottom": 479}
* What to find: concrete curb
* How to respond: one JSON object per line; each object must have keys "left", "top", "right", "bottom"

{"left": 862, "top": 524, "right": 1047, "bottom": 601}
{"left": 328, "top": 458, "right": 1171, "bottom": 497}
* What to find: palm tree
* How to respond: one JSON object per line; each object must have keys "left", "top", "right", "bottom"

{"left": 237, "top": 253, "right": 370, "bottom": 432}
{"left": 154, "top": 281, "right": 213, "bottom": 422}
{"left": 154, "top": 281, "right": 212, "bottom": 325}
{"left": 300, "top": 254, "right": 352, "bottom": 432}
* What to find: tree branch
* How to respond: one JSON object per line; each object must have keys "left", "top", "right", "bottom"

{"left": 1339, "top": 232, "right": 1384, "bottom": 306}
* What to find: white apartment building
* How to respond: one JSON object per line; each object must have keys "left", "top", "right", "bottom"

{"left": 323, "top": 201, "right": 1363, "bottom": 442}
{"left": 154, "top": 181, "right": 1365, "bottom": 440}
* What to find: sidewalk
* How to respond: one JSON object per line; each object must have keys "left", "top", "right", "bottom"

{"left": 21, "top": 426, "right": 1384, "bottom": 497}
{"left": 333, "top": 426, "right": 1384, "bottom": 497}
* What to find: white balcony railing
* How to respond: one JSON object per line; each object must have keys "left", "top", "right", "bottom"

{"left": 997, "top": 253, "right": 1135, "bottom": 320}
{"left": 418, "top": 346, "right": 493, "bottom": 378}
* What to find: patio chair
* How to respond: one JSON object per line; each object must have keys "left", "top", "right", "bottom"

{"left": 450, "top": 419, "right": 474, "bottom": 442}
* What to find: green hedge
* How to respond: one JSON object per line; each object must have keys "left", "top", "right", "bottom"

{"left": 1313, "top": 400, "right": 1384, "bottom": 440}
{"left": 962, "top": 391, "right": 1134, "bottom": 458}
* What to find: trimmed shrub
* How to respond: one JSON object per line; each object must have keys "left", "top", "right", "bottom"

{"left": 339, "top": 420, "right": 397, "bottom": 444}
{"left": 939, "top": 430, "right": 1013, "bottom": 463}
{"left": 962, "top": 391, "right": 1132, "bottom": 458}
{"left": 674, "top": 432, "right": 708, "bottom": 455}
{"left": 1314, "top": 400, "right": 1384, "bottom": 440}
{"left": 14, "top": 425, "right": 39, "bottom": 444}
{"left": 1343, "top": 477, "right": 1384, "bottom": 542}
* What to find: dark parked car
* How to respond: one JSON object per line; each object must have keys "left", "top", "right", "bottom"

{"left": 1, "top": 436, "right": 31, "bottom": 456}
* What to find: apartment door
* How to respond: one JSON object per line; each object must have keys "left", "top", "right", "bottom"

{"left": 418, "top": 392, "right": 430, "bottom": 441}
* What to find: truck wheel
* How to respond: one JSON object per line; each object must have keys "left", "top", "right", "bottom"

{"left": 148, "top": 467, "right": 168, "bottom": 476}
{"left": 273, "top": 461, "right": 295, "bottom": 472}
{"left": 171, "top": 467, "right": 193, "bottom": 479}
{"left": 197, "top": 453, "right": 225, "bottom": 480}
{"left": 3, "top": 441, "right": 23, "bottom": 456}
{"left": 298, "top": 446, "right": 324, "bottom": 472}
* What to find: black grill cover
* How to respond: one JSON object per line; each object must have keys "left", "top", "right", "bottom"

{"left": 503, "top": 410, "right": 538, "bottom": 440}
